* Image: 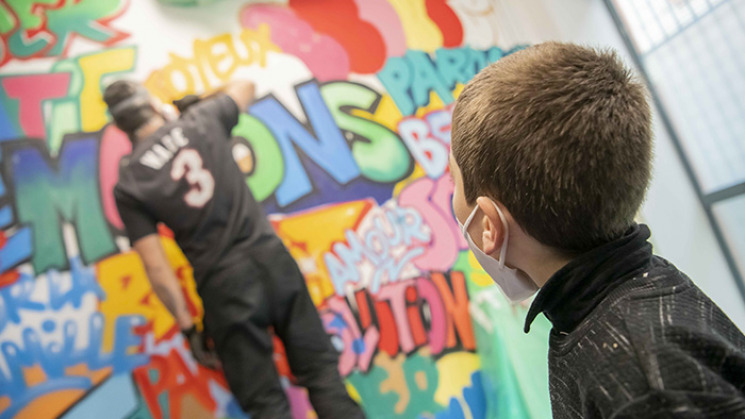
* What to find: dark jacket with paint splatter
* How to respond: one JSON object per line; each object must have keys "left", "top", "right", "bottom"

{"left": 525, "top": 224, "right": 745, "bottom": 418}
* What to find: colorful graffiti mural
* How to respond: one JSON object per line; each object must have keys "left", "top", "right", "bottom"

{"left": 0, "top": 0, "right": 129, "bottom": 67}
{"left": 0, "top": 1, "right": 551, "bottom": 418}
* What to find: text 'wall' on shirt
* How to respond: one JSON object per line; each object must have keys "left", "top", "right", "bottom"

{"left": 140, "top": 126, "right": 190, "bottom": 170}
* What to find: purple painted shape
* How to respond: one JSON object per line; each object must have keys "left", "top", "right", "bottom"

{"left": 285, "top": 383, "right": 315, "bottom": 419}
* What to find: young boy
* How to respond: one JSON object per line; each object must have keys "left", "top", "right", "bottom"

{"left": 449, "top": 42, "right": 745, "bottom": 418}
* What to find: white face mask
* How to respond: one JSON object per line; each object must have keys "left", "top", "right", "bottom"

{"left": 458, "top": 200, "right": 539, "bottom": 303}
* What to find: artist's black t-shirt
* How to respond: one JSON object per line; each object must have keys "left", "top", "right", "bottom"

{"left": 114, "top": 94, "right": 277, "bottom": 282}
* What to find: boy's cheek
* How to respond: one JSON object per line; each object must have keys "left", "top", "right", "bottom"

{"left": 451, "top": 190, "right": 469, "bottom": 226}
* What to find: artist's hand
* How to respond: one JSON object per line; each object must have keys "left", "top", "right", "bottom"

{"left": 182, "top": 325, "right": 221, "bottom": 369}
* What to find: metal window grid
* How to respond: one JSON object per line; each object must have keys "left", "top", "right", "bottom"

{"left": 605, "top": 0, "right": 745, "bottom": 299}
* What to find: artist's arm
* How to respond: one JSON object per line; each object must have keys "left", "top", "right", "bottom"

{"left": 133, "top": 234, "right": 193, "bottom": 330}
{"left": 180, "top": 80, "right": 254, "bottom": 135}
{"left": 133, "top": 235, "right": 220, "bottom": 368}
{"left": 116, "top": 189, "right": 192, "bottom": 329}
{"left": 220, "top": 79, "right": 255, "bottom": 111}
{"left": 197, "top": 79, "right": 256, "bottom": 111}
{"left": 115, "top": 186, "right": 219, "bottom": 368}
{"left": 173, "top": 80, "right": 255, "bottom": 114}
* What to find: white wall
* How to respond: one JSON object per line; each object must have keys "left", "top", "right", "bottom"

{"left": 494, "top": 0, "right": 745, "bottom": 328}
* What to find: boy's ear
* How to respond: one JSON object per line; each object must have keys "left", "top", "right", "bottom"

{"left": 477, "top": 197, "right": 505, "bottom": 255}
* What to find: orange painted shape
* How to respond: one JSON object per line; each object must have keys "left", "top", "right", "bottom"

{"left": 272, "top": 200, "right": 373, "bottom": 304}
{"left": 425, "top": 0, "right": 463, "bottom": 47}
{"left": 180, "top": 394, "right": 215, "bottom": 419}
{"left": 16, "top": 361, "right": 116, "bottom": 419}
{"left": 0, "top": 396, "right": 9, "bottom": 415}
{"left": 355, "top": 290, "right": 372, "bottom": 329}
{"left": 64, "top": 364, "right": 112, "bottom": 386}
{"left": 14, "top": 390, "right": 86, "bottom": 419}
{"left": 133, "top": 344, "right": 224, "bottom": 419}
{"left": 406, "top": 286, "right": 428, "bottom": 346}
{"left": 0, "top": 270, "right": 19, "bottom": 287}
{"left": 272, "top": 334, "right": 295, "bottom": 381}
{"left": 22, "top": 365, "right": 46, "bottom": 387}
{"left": 431, "top": 272, "right": 476, "bottom": 350}
{"left": 289, "top": 0, "right": 387, "bottom": 73}
{"left": 375, "top": 300, "right": 399, "bottom": 356}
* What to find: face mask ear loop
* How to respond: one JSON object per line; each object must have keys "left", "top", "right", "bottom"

{"left": 461, "top": 204, "right": 480, "bottom": 234}
{"left": 493, "top": 202, "right": 510, "bottom": 269}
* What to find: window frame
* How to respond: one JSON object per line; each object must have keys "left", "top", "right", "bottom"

{"left": 604, "top": 0, "right": 745, "bottom": 299}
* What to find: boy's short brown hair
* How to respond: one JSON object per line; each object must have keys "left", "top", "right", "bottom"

{"left": 451, "top": 42, "right": 652, "bottom": 252}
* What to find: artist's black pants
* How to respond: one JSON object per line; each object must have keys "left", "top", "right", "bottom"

{"left": 199, "top": 240, "right": 365, "bottom": 419}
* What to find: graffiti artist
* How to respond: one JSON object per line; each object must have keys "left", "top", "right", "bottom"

{"left": 103, "top": 79, "right": 366, "bottom": 419}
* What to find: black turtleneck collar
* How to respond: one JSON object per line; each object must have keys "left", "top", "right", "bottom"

{"left": 524, "top": 224, "right": 653, "bottom": 334}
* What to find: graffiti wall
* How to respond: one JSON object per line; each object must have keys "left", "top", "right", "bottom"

{"left": 0, "top": 1, "right": 552, "bottom": 418}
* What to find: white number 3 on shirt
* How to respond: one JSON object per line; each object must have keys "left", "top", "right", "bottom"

{"left": 171, "top": 149, "right": 215, "bottom": 208}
